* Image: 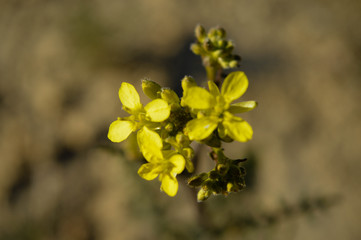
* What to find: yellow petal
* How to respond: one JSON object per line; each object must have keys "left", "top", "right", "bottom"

{"left": 137, "top": 126, "right": 163, "bottom": 162}
{"left": 144, "top": 99, "right": 171, "bottom": 122}
{"left": 228, "top": 101, "right": 258, "bottom": 113}
{"left": 182, "top": 87, "right": 216, "bottom": 109}
{"left": 169, "top": 154, "right": 185, "bottom": 174}
{"left": 138, "top": 163, "right": 159, "bottom": 180}
{"left": 222, "top": 116, "right": 253, "bottom": 142}
{"left": 108, "top": 120, "right": 135, "bottom": 142}
{"left": 221, "top": 71, "right": 249, "bottom": 103}
{"left": 185, "top": 117, "right": 218, "bottom": 141}
{"left": 160, "top": 174, "right": 178, "bottom": 197}
{"left": 119, "top": 82, "right": 142, "bottom": 111}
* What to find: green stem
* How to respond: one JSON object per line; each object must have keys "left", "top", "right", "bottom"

{"left": 205, "top": 65, "right": 216, "bottom": 81}
{"left": 205, "top": 65, "right": 223, "bottom": 88}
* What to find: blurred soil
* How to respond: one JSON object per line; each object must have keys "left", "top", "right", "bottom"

{"left": 0, "top": 1, "right": 361, "bottom": 239}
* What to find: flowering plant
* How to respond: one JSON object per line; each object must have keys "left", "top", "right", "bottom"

{"left": 108, "top": 25, "right": 257, "bottom": 201}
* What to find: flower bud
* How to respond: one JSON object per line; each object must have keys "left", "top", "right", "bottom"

{"left": 229, "top": 60, "right": 239, "bottom": 68}
{"left": 209, "top": 170, "right": 219, "bottom": 180}
{"left": 165, "top": 123, "right": 174, "bottom": 132}
{"left": 227, "top": 182, "right": 237, "bottom": 192}
{"left": 181, "top": 76, "right": 197, "bottom": 91}
{"left": 161, "top": 88, "right": 179, "bottom": 105}
{"left": 217, "top": 40, "right": 227, "bottom": 48}
{"left": 176, "top": 133, "right": 189, "bottom": 146}
{"left": 197, "top": 188, "right": 211, "bottom": 202}
{"left": 216, "top": 27, "right": 226, "bottom": 38}
{"left": 195, "top": 24, "right": 206, "bottom": 42}
{"left": 190, "top": 43, "right": 202, "bottom": 55}
{"left": 216, "top": 164, "right": 229, "bottom": 175}
{"left": 203, "top": 39, "right": 214, "bottom": 51}
{"left": 182, "top": 147, "right": 194, "bottom": 160}
{"left": 188, "top": 173, "right": 208, "bottom": 187}
{"left": 142, "top": 79, "right": 161, "bottom": 99}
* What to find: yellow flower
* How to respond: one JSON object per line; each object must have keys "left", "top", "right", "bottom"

{"left": 108, "top": 82, "right": 171, "bottom": 143}
{"left": 182, "top": 71, "right": 257, "bottom": 142}
{"left": 137, "top": 126, "right": 185, "bottom": 197}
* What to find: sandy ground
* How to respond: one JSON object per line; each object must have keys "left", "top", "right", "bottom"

{"left": 1, "top": 1, "right": 361, "bottom": 239}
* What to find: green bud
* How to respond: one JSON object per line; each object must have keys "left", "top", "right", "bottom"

{"left": 188, "top": 173, "right": 208, "bottom": 187}
{"left": 229, "top": 60, "right": 238, "bottom": 68}
{"left": 142, "top": 79, "right": 161, "bottom": 99}
{"left": 209, "top": 170, "right": 219, "bottom": 180}
{"left": 181, "top": 76, "right": 197, "bottom": 91}
{"left": 239, "top": 166, "right": 246, "bottom": 175}
{"left": 218, "top": 57, "right": 229, "bottom": 69}
{"left": 208, "top": 28, "right": 217, "bottom": 39}
{"left": 161, "top": 88, "right": 180, "bottom": 105}
{"left": 176, "top": 133, "right": 190, "bottom": 146}
{"left": 197, "top": 188, "right": 211, "bottom": 202}
{"left": 190, "top": 43, "right": 202, "bottom": 55}
{"left": 216, "top": 27, "right": 226, "bottom": 38}
{"left": 195, "top": 25, "right": 206, "bottom": 42}
{"left": 217, "top": 40, "right": 227, "bottom": 48}
{"left": 227, "top": 182, "right": 236, "bottom": 192}
{"left": 212, "top": 49, "right": 222, "bottom": 58}
{"left": 162, "top": 141, "right": 172, "bottom": 150}
{"left": 165, "top": 123, "right": 174, "bottom": 132}
{"left": 182, "top": 147, "right": 194, "bottom": 160}
{"left": 203, "top": 39, "right": 214, "bottom": 51}
{"left": 225, "top": 41, "right": 234, "bottom": 51}
{"left": 229, "top": 166, "right": 241, "bottom": 178}
{"left": 216, "top": 164, "right": 229, "bottom": 175}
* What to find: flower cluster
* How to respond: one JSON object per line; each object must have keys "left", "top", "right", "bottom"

{"left": 108, "top": 71, "right": 256, "bottom": 198}
{"left": 108, "top": 25, "right": 257, "bottom": 201}
{"left": 191, "top": 25, "right": 241, "bottom": 70}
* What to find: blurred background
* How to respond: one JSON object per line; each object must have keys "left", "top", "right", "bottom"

{"left": 1, "top": 0, "right": 361, "bottom": 239}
